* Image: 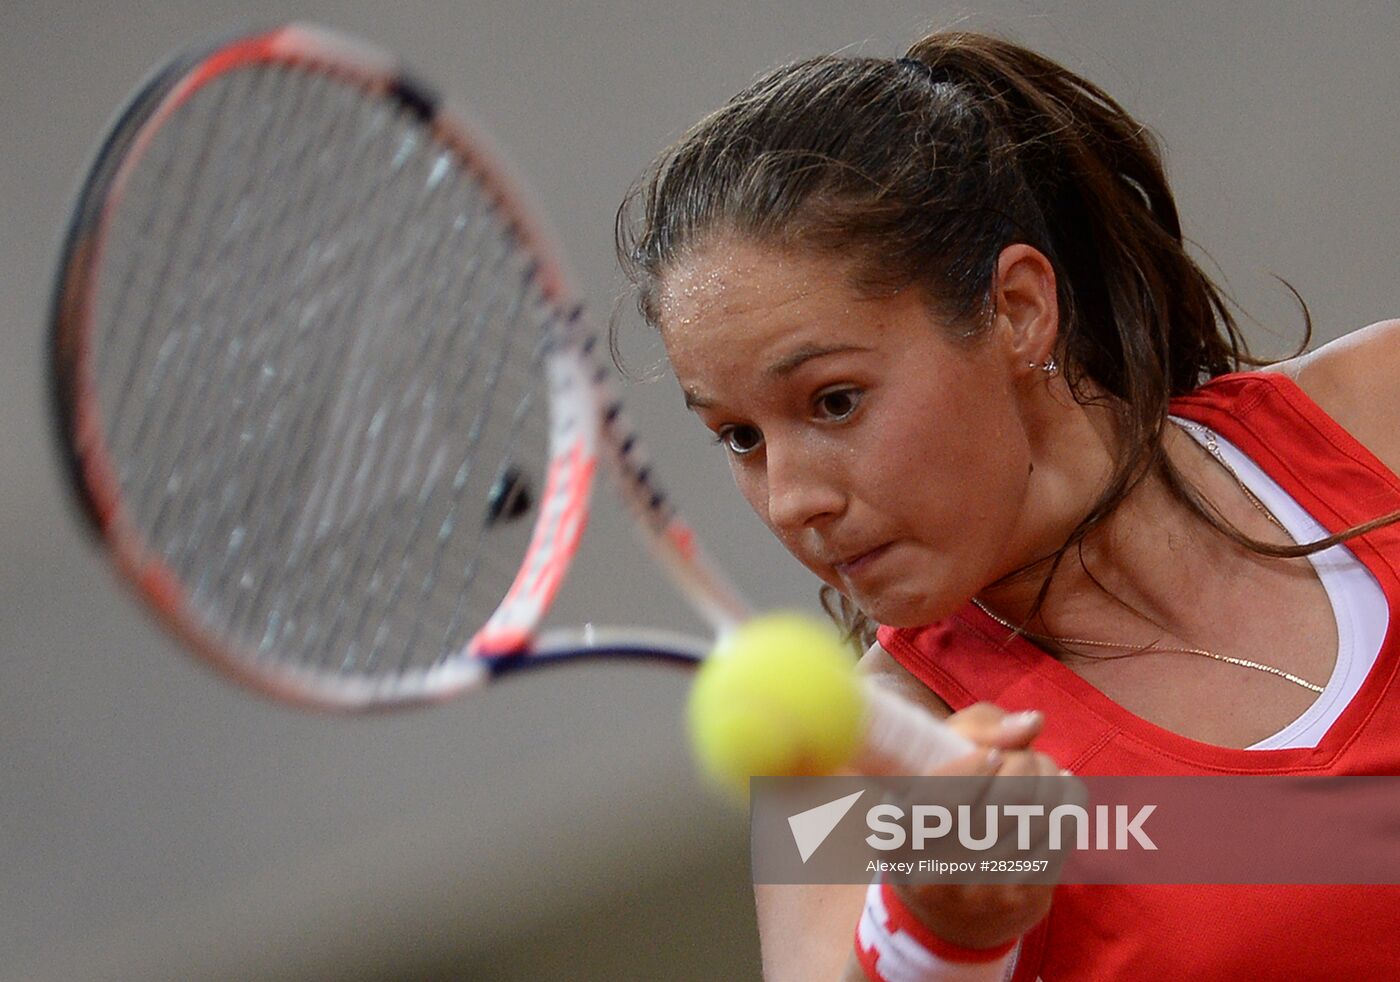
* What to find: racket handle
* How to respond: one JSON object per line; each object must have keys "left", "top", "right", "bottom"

{"left": 854, "top": 680, "right": 978, "bottom": 776}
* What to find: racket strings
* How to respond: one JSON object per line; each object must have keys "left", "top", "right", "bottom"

{"left": 97, "top": 71, "right": 242, "bottom": 421}
{"left": 298, "top": 211, "right": 538, "bottom": 673}
{"left": 136, "top": 70, "right": 392, "bottom": 600}
{"left": 124, "top": 69, "right": 305, "bottom": 471}
{"left": 145, "top": 70, "right": 346, "bottom": 583}
{"left": 119, "top": 68, "right": 327, "bottom": 543}
{"left": 219, "top": 113, "right": 471, "bottom": 661}
{"left": 284, "top": 167, "right": 550, "bottom": 672}
{"left": 94, "top": 74, "right": 229, "bottom": 411}
{"left": 398, "top": 281, "right": 554, "bottom": 670}
{"left": 88, "top": 62, "right": 556, "bottom": 678}
{"left": 223, "top": 88, "right": 488, "bottom": 654}
{"left": 103, "top": 77, "right": 249, "bottom": 485}
{"left": 275, "top": 79, "right": 553, "bottom": 673}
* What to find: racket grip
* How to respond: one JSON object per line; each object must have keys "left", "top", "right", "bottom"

{"left": 853, "top": 680, "right": 978, "bottom": 776}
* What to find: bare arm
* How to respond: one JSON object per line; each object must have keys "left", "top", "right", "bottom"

{"left": 755, "top": 649, "right": 942, "bottom": 981}
{"left": 754, "top": 645, "right": 1056, "bottom": 981}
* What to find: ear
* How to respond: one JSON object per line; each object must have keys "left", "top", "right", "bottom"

{"left": 991, "top": 244, "right": 1059, "bottom": 374}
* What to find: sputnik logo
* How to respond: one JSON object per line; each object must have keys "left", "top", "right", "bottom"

{"left": 788, "top": 790, "right": 865, "bottom": 862}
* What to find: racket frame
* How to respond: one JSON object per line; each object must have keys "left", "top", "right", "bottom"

{"left": 49, "top": 23, "right": 748, "bottom": 710}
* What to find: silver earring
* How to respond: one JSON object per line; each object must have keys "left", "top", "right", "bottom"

{"left": 1041, "top": 355, "right": 1059, "bottom": 377}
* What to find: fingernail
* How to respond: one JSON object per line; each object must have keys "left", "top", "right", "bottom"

{"left": 985, "top": 749, "right": 1003, "bottom": 769}
{"left": 1002, "top": 710, "right": 1043, "bottom": 732}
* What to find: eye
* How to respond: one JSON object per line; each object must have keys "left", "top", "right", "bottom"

{"left": 814, "top": 387, "right": 862, "bottom": 422}
{"left": 715, "top": 424, "right": 764, "bottom": 456}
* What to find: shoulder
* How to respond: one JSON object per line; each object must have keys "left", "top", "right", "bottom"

{"left": 1268, "top": 318, "right": 1400, "bottom": 473}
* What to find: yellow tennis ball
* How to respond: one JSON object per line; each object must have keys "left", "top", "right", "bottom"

{"left": 687, "top": 612, "right": 865, "bottom": 794}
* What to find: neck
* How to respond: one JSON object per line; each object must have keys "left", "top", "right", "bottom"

{"left": 976, "top": 406, "right": 1290, "bottom": 649}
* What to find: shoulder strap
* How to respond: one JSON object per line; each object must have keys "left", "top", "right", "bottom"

{"left": 1172, "top": 372, "right": 1400, "bottom": 538}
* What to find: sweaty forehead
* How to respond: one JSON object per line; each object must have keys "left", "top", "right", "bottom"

{"left": 655, "top": 242, "right": 832, "bottom": 334}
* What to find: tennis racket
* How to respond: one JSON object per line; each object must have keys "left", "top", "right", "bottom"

{"left": 48, "top": 23, "right": 972, "bottom": 774}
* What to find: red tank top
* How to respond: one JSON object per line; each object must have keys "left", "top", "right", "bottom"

{"left": 876, "top": 372, "right": 1400, "bottom": 980}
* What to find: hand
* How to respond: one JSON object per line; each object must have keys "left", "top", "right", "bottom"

{"left": 891, "top": 702, "right": 1069, "bottom": 951}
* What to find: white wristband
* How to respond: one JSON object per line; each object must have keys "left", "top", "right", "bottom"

{"left": 854, "top": 880, "right": 1018, "bottom": 982}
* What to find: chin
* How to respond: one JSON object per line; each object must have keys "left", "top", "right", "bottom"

{"left": 856, "top": 589, "right": 957, "bottom": 631}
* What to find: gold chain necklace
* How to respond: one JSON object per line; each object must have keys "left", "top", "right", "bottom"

{"left": 1174, "top": 419, "right": 1289, "bottom": 536}
{"left": 972, "top": 421, "right": 1324, "bottom": 694}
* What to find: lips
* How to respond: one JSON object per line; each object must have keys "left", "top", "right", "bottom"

{"left": 832, "top": 542, "right": 893, "bottom": 577}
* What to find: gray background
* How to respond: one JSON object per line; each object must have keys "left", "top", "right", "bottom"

{"left": 2, "top": 1, "right": 1396, "bottom": 979}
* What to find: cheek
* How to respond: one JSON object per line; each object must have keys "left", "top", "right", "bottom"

{"left": 880, "top": 379, "right": 1029, "bottom": 526}
{"left": 728, "top": 459, "right": 770, "bottom": 525}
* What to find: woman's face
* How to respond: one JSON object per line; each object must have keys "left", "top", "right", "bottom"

{"left": 658, "top": 240, "right": 1046, "bottom": 628}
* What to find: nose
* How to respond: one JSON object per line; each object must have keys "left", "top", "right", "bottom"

{"left": 764, "top": 437, "right": 846, "bottom": 533}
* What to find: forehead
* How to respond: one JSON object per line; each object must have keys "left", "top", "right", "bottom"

{"left": 656, "top": 239, "right": 955, "bottom": 410}
{"left": 655, "top": 239, "right": 855, "bottom": 335}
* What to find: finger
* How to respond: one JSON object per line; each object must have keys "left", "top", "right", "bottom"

{"left": 945, "top": 702, "right": 1045, "bottom": 749}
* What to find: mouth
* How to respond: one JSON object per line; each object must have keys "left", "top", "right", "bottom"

{"left": 832, "top": 542, "right": 893, "bottom": 578}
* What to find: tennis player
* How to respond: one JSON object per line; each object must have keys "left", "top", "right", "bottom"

{"left": 617, "top": 29, "right": 1400, "bottom": 981}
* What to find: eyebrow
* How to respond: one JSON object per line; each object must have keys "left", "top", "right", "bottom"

{"left": 682, "top": 342, "right": 870, "bottom": 411}
{"left": 766, "top": 342, "right": 871, "bottom": 377}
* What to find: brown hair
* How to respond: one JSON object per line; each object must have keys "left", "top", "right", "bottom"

{"left": 616, "top": 31, "right": 1389, "bottom": 649}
